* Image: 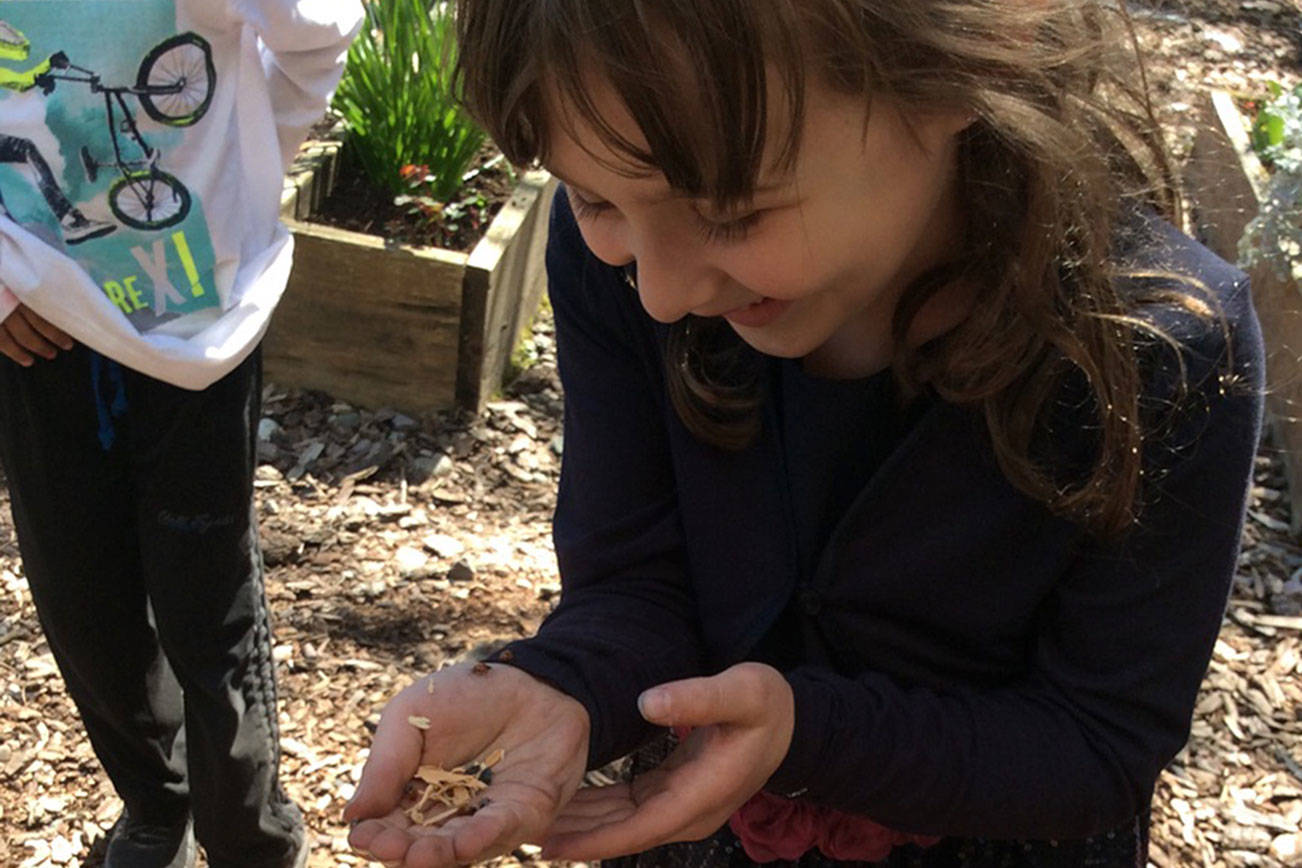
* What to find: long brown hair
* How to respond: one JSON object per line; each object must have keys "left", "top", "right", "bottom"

{"left": 455, "top": 0, "right": 1201, "bottom": 537}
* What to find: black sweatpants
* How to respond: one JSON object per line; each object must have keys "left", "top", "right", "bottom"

{"left": 0, "top": 344, "right": 302, "bottom": 868}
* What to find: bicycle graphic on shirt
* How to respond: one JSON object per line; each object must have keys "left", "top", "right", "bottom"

{"left": 36, "top": 33, "right": 214, "bottom": 231}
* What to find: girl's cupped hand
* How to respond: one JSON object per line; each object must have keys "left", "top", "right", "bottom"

{"left": 344, "top": 661, "right": 590, "bottom": 868}
{"left": 540, "top": 662, "right": 795, "bottom": 861}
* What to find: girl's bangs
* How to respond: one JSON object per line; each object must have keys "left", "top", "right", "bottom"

{"left": 461, "top": 0, "right": 810, "bottom": 209}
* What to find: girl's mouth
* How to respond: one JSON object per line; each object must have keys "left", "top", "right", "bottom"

{"left": 722, "top": 297, "right": 793, "bottom": 329}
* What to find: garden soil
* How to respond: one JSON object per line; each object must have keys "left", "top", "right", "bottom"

{"left": 3, "top": 2, "right": 1302, "bottom": 866}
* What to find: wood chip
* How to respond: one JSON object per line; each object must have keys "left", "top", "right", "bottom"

{"left": 408, "top": 715, "right": 431, "bottom": 730}
{"left": 398, "top": 749, "right": 505, "bottom": 828}
{"left": 1250, "top": 613, "right": 1302, "bottom": 632}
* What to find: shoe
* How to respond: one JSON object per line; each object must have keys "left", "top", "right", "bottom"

{"left": 59, "top": 211, "right": 116, "bottom": 244}
{"left": 104, "top": 812, "right": 196, "bottom": 868}
{"left": 0, "top": 21, "right": 26, "bottom": 50}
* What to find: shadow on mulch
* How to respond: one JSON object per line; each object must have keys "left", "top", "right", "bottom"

{"left": 313, "top": 608, "right": 433, "bottom": 651}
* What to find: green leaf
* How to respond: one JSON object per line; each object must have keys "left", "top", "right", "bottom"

{"left": 331, "top": 0, "right": 486, "bottom": 200}
{"left": 1255, "top": 111, "right": 1287, "bottom": 151}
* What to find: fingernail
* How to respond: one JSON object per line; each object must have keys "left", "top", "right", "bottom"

{"left": 638, "top": 688, "right": 668, "bottom": 720}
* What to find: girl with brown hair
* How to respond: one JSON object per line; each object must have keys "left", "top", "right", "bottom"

{"left": 345, "top": 1, "right": 1265, "bottom": 865}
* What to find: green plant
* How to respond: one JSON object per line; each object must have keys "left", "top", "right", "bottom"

{"left": 332, "top": 0, "right": 485, "bottom": 201}
{"left": 393, "top": 162, "right": 488, "bottom": 238}
{"left": 502, "top": 293, "right": 552, "bottom": 389}
{"left": 1240, "top": 82, "right": 1302, "bottom": 284}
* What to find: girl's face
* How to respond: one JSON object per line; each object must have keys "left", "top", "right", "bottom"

{"left": 546, "top": 81, "right": 973, "bottom": 378}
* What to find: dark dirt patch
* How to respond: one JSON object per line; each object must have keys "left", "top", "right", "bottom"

{"left": 311, "top": 145, "right": 518, "bottom": 253}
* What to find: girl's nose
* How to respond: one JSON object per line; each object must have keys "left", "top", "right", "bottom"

{"left": 630, "top": 241, "right": 719, "bottom": 324}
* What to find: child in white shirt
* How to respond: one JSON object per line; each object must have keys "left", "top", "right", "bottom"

{"left": 0, "top": 3, "right": 362, "bottom": 866}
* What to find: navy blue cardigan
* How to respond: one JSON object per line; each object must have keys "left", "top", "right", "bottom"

{"left": 503, "top": 192, "right": 1265, "bottom": 840}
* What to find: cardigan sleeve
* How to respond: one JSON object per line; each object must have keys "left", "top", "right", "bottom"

{"left": 500, "top": 191, "right": 709, "bottom": 768}
{"left": 766, "top": 276, "right": 1265, "bottom": 838}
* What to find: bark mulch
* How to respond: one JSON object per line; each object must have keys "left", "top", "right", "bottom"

{"left": 3, "top": 2, "right": 1302, "bottom": 865}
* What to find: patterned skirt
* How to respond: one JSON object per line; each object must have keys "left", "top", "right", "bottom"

{"left": 600, "top": 736, "right": 1150, "bottom": 868}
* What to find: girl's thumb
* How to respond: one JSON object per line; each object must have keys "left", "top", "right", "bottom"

{"left": 342, "top": 775, "right": 386, "bottom": 824}
{"left": 342, "top": 744, "right": 413, "bottom": 823}
{"left": 637, "top": 672, "right": 745, "bottom": 727}
{"left": 637, "top": 685, "right": 675, "bottom": 723}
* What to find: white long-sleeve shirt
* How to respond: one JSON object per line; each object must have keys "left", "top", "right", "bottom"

{"left": 0, "top": 0, "right": 362, "bottom": 388}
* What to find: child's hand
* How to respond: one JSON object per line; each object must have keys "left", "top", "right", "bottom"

{"left": 1, "top": 304, "right": 73, "bottom": 366}
{"left": 344, "top": 661, "right": 590, "bottom": 868}
{"left": 540, "top": 662, "right": 795, "bottom": 861}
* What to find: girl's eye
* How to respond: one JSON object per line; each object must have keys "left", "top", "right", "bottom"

{"left": 566, "top": 184, "right": 762, "bottom": 244}
{"left": 566, "top": 188, "right": 612, "bottom": 221}
{"left": 693, "top": 209, "right": 763, "bottom": 245}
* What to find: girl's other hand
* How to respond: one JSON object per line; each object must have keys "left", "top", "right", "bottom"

{"left": 344, "top": 661, "right": 590, "bottom": 868}
{"left": 541, "top": 662, "right": 795, "bottom": 861}
{"left": 0, "top": 304, "right": 73, "bottom": 366}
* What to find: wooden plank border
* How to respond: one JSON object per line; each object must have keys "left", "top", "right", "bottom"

{"left": 1188, "top": 89, "right": 1302, "bottom": 536}
{"left": 268, "top": 134, "right": 555, "bottom": 415}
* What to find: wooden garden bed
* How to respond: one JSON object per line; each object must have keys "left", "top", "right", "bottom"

{"left": 268, "top": 132, "right": 557, "bottom": 415}
{"left": 1187, "top": 89, "right": 1302, "bottom": 537}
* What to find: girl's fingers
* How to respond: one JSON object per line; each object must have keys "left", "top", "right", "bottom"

{"left": 349, "top": 811, "right": 480, "bottom": 868}
{"left": 541, "top": 785, "right": 699, "bottom": 861}
{"left": 547, "top": 781, "right": 652, "bottom": 837}
{"left": 347, "top": 807, "right": 410, "bottom": 849}
{"left": 557, "top": 782, "right": 635, "bottom": 814}
{"left": 430, "top": 796, "right": 534, "bottom": 865}
{"left": 19, "top": 307, "right": 73, "bottom": 350}
{"left": 545, "top": 801, "right": 638, "bottom": 837}
{"left": 349, "top": 819, "right": 416, "bottom": 865}
{"left": 402, "top": 831, "right": 460, "bottom": 868}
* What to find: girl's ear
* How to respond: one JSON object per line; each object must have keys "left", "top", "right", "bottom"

{"left": 904, "top": 106, "right": 978, "bottom": 154}
{"left": 931, "top": 108, "right": 980, "bottom": 140}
